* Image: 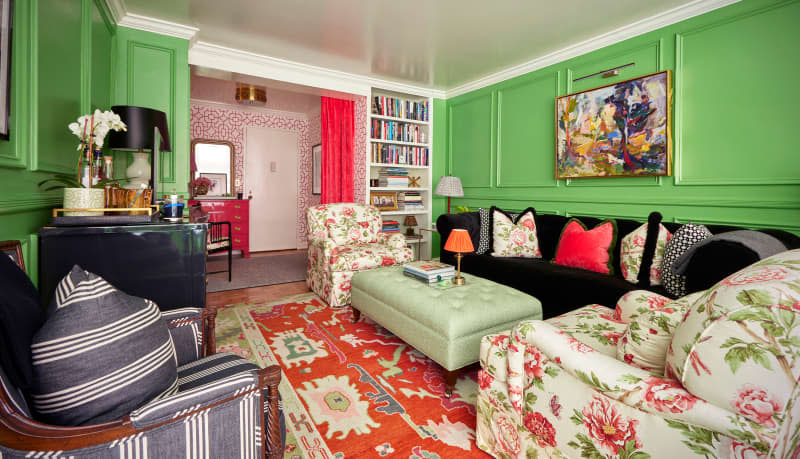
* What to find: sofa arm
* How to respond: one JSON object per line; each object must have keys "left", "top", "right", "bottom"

{"left": 307, "top": 238, "right": 337, "bottom": 271}
{"left": 508, "top": 320, "right": 759, "bottom": 440}
{"left": 162, "top": 307, "right": 217, "bottom": 365}
{"left": 377, "top": 232, "right": 407, "bottom": 249}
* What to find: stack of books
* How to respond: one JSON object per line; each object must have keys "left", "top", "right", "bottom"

{"left": 403, "top": 261, "right": 455, "bottom": 284}
{"left": 371, "top": 144, "right": 429, "bottom": 166}
{"left": 396, "top": 193, "right": 405, "bottom": 210}
{"left": 373, "top": 97, "right": 429, "bottom": 121}
{"left": 382, "top": 220, "right": 400, "bottom": 233}
{"left": 378, "top": 167, "right": 409, "bottom": 187}
{"left": 403, "top": 191, "right": 423, "bottom": 209}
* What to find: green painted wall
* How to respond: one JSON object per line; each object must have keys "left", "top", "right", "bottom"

{"left": 111, "top": 27, "right": 190, "bottom": 196}
{"left": 0, "top": 0, "right": 115, "bottom": 284}
{"left": 439, "top": 0, "right": 800, "bottom": 237}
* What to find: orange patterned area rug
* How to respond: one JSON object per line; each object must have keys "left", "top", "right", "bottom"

{"left": 215, "top": 293, "right": 489, "bottom": 459}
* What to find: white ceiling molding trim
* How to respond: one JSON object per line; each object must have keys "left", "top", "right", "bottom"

{"left": 190, "top": 98, "right": 309, "bottom": 119}
{"left": 189, "top": 42, "right": 447, "bottom": 100}
{"left": 103, "top": 0, "right": 126, "bottom": 24}
{"left": 118, "top": 13, "right": 199, "bottom": 40}
{"left": 445, "top": 0, "right": 740, "bottom": 98}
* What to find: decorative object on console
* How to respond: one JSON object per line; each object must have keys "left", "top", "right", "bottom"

{"left": 490, "top": 206, "right": 541, "bottom": 258}
{"left": 619, "top": 212, "right": 672, "bottom": 286}
{"left": 552, "top": 218, "right": 617, "bottom": 274}
{"left": 444, "top": 228, "right": 474, "bottom": 286}
{"left": 200, "top": 172, "right": 227, "bottom": 196}
{"left": 435, "top": 175, "right": 463, "bottom": 213}
{"left": 189, "top": 176, "right": 213, "bottom": 196}
{"left": 108, "top": 105, "right": 171, "bottom": 203}
{"left": 31, "top": 266, "right": 178, "bottom": 426}
{"left": 404, "top": 215, "right": 418, "bottom": 235}
{"left": 661, "top": 223, "right": 712, "bottom": 298}
{"left": 408, "top": 175, "right": 421, "bottom": 187}
{"left": 556, "top": 70, "right": 671, "bottom": 179}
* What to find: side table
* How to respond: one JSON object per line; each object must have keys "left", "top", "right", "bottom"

{"left": 404, "top": 234, "right": 423, "bottom": 261}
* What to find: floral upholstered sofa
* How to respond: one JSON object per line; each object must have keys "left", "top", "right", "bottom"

{"left": 477, "top": 249, "right": 800, "bottom": 458}
{"left": 306, "top": 203, "right": 412, "bottom": 307}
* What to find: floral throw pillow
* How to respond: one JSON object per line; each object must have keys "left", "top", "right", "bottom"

{"left": 490, "top": 206, "right": 541, "bottom": 258}
{"left": 616, "top": 291, "right": 704, "bottom": 375}
{"left": 620, "top": 222, "right": 672, "bottom": 285}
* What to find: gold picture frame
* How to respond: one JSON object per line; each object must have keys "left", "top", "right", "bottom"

{"left": 370, "top": 191, "right": 398, "bottom": 211}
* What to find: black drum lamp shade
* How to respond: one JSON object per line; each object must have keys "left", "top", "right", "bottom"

{"left": 107, "top": 106, "right": 171, "bottom": 152}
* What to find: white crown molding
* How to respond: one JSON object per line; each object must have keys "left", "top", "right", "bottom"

{"left": 103, "top": 0, "right": 126, "bottom": 24}
{"left": 190, "top": 98, "right": 309, "bottom": 119}
{"left": 118, "top": 13, "right": 199, "bottom": 40}
{"left": 445, "top": 0, "right": 740, "bottom": 98}
{"left": 189, "top": 41, "right": 447, "bottom": 99}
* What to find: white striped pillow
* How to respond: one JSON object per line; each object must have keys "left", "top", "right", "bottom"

{"left": 30, "top": 266, "right": 178, "bottom": 426}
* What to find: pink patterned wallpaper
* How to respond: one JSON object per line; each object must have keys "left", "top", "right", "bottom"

{"left": 190, "top": 95, "right": 366, "bottom": 248}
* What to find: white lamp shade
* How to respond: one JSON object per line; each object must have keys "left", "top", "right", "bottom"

{"left": 435, "top": 176, "right": 464, "bottom": 197}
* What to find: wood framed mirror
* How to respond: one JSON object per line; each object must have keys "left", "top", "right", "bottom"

{"left": 191, "top": 139, "right": 235, "bottom": 197}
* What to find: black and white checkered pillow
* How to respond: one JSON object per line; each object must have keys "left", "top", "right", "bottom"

{"left": 30, "top": 266, "right": 178, "bottom": 426}
{"left": 476, "top": 208, "right": 491, "bottom": 254}
{"left": 662, "top": 223, "right": 712, "bottom": 297}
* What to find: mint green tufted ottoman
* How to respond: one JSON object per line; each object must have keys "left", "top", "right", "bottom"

{"left": 350, "top": 265, "right": 542, "bottom": 397}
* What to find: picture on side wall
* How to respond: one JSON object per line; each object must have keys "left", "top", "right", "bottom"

{"left": 0, "top": 240, "right": 24, "bottom": 273}
{"left": 200, "top": 173, "right": 227, "bottom": 196}
{"left": 0, "top": 0, "right": 12, "bottom": 140}
{"left": 555, "top": 70, "right": 671, "bottom": 179}
{"left": 312, "top": 143, "right": 321, "bottom": 195}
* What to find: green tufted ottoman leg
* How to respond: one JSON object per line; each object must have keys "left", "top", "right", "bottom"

{"left": 444, "top": 369, "right": 460, "bottom": 398}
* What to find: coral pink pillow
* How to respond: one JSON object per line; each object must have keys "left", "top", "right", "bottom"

{"left": 553, "top": 219, "right": 618, "bottom": 274}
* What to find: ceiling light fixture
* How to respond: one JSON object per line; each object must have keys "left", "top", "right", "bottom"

{"left": 235, "top": 84, "right": 267, "bottom": 106}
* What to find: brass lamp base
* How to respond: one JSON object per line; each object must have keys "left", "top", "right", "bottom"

{"left": 455, "top": 252, "right": 466, "bottom": 286}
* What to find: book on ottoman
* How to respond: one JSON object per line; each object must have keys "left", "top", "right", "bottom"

{"left": 403, "top": 261, "right": 454, "bottom": 283}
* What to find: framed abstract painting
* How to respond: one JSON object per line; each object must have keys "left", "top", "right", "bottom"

{"left": 555, "top": 70, "right": 671, "bottom": 179}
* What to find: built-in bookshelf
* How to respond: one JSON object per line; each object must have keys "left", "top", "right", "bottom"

{"left": 368, "top": 88, "right": 433, "bottom": 260}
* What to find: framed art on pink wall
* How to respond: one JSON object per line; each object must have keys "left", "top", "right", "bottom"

{"left": 555, "top": 70, "right": 671, "bottom": 179}
{"left": 312, "top": 144, "right": 321, "bottom": 195}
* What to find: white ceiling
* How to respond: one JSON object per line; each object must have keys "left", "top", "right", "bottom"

{"left": 122, "top": 0, "right": 730, "bottom": 92}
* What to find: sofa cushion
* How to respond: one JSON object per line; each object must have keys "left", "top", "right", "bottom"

{"left": 490, "top": 206, "right": 541, "bottom": 258}
{"left": 476, "top": 208, "right": 491, "bottom": 255}
{"left": 322, "top": 204, "right": 381, "bottom": 246}
{"left": 30, "top": 266, "right": 178, "bottom": 426}
{"left": 553, "top": 219, "right": 617, "bottom": 274}
{"left": 662, "top": 223, "right": 712, "bottom": 297}
{"left": 329, "top": 243, "right": 413, "bottom": 272}
{"left": 0, "top": 254, "right": 44, "bottom": 391}
{"left": 616, "top": 291, "right": 704, "bottom": 375}
{"left": 620, "top": 222, "right": 672, "bottom": 286}
{"left": 614, "top": 290, "right": 673, "bottom": 323}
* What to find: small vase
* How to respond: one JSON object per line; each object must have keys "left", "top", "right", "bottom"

{"left": 63, "top": 187, "right": 105, "bottom": 216}
{"left": 125, "top": 151, "right": 151, "bottom": 189}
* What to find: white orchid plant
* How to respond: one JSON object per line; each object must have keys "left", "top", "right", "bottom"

{"left": 40, "top": 109, "right": 128, "bottom": 190}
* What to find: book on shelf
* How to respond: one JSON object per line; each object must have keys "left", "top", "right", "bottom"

{"left": 382, "top": 219, "right": 400, "bottom": 232}
{"left": 378, "top": 167, "right": 409, "bottom": 187}
{"left": 371, "top": 143, "right": 429, "bottom": 166}
{"left": 373, "top": 96, "right": 429, "bottom": 121}
{"left": 370, "top": 119, "right": 426, "bottom": 144}
{"left": 403, "top": 260, "right": 454, "bottom": 278}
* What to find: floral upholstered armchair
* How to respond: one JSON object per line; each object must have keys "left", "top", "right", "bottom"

{"left": 477, "top": 249, "right": 800, "bottom": 458}
{"left": 306, "top": 203, "right": 413, "bottom": 307}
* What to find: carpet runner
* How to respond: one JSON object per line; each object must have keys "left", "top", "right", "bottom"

{"left": 214, "top": 293, "right": 489, "bottom": 458}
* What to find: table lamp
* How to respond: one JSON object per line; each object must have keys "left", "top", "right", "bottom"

{"left": 404, "top": 215, "right": 418, "bottom": 236}
{"left": 107, "top": 106, "right": 171, "bottom": 202}
{"left": 435, "top": 176, "right": 463, "bottom": 213}
{"left": 444, "top": 228, "right": 474, "bottom": 285}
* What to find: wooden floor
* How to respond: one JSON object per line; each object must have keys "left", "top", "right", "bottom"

{"left": 206, "top": 248, "right": 310, "bottom": 307}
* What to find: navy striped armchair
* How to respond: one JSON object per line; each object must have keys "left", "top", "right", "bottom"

{"left": 0, "top": 251, "right": 284, "bottom": 458}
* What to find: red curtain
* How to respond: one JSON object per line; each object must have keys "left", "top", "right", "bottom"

{"left": 320, "top": 96, "right": 354, "bottom": 204}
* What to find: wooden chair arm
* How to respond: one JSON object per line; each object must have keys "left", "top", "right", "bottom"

{"left": 203, "top": 307, "right": 218, "bottom": 357}
{"left": 259, "top": 365, "right": 283, "bottom": 459}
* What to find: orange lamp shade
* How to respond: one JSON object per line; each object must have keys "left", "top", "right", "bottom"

{"left": 444, "top": 228, "right": 474, "bottom": 253}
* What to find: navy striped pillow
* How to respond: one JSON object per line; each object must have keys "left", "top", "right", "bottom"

{"left": 30, "top": 266, "right": 178, "bottom": 426}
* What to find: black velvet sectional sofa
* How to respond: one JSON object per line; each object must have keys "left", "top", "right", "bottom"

{"left": 437, "top": 211, "right": 800, "bottom": 319}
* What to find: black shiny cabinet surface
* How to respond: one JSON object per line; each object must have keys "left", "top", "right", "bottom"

{"left": 39, "top": 223, "right": 208, "bottom": 310}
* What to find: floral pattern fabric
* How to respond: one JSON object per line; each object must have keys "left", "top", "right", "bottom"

{"left": 491, "top": 209, "right": 542, "bottom": 258}
{"left": 477, "top": 249, "right": 800, "bottom": 458}
{"left": 545, "top": 304, "right": 627, "bottom": 357}
{"left": 620, "top": 222, "right": 672, "bottom": 285}
{"left": 305, "top": 203, "right": 412, "bottom": 307}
